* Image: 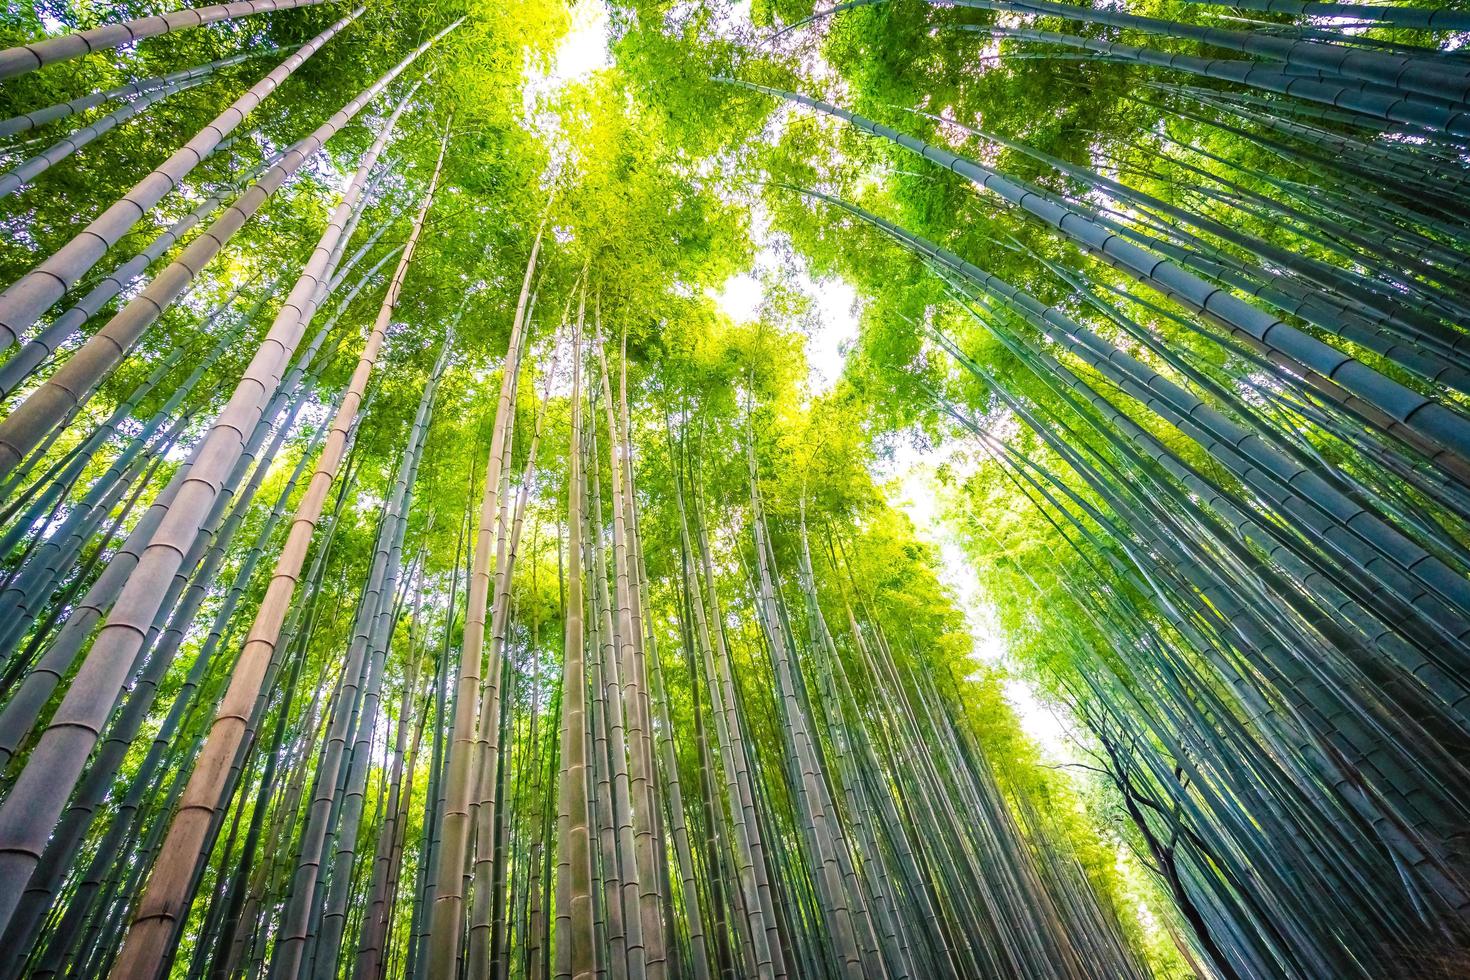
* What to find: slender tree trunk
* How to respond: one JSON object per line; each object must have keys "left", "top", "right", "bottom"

{"left": 105, "top": 127, "right": 445, "bottom": 977}
{"left": 427, "top": 209, "right": 547, "bottom": 976}
{"left": 557, "top": 304, "right": 598, "bottom": 980}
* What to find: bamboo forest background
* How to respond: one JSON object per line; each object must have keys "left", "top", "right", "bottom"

{"left": 0, "top": 0, "right": 1468, "bottom": 976}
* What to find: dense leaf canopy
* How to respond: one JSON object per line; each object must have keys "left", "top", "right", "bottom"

{"left": 1, "top": 0, "right": 1468, "bottom": 977}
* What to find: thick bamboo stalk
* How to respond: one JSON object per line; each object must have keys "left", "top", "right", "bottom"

{"left": 468, "top": 343, "right": 558, "bottom": 979}
{"left": 0, "top": 72, "right": 217, "bottom": 201}
{"left": 0, "top": 48, "right": 269, "bottom": 138}
{"left": 586, "top": 370, "right": 643, "bottom": 980}
{"left": 2, "top": 378, "right": 324, "bottom": 975}
{"left": 104, "top": 112, "right": 444, "bottom": 980}
{"left": 0, "top": 34, "right": 454, "bottom": 939}
{"left": 981, "top": 26, "right": 1470, "bottom": 138}
{"left": 799, "top": 187, "right": 1470, "bottom": 646}
{"left": 1183, "top": 0, "right": 1470, "bottom": 32}
{"left": 0, "top": 0, "right": 333, "bottom": 79}
{"left": 557, "top": 309, "right": 598, "bottom": 980}
{"left": 0, "top": 21, "right": 429, "bottom": 478}
{"left": 0, "top": 154, "right": 276, "bottom": 398}
{"left": 767, "top": 84, "right": 1470, "bottom": 460}
{"left": 0, "top": 8, "right": 362, "bottom": 354}
{"left": 779, "top": 0, "right": 1470, "bottom": 103}
{"left": 595, "top": 335, "right": 664, "bottom": 980}
{"left": 426, "top": 211, "right": 546, "bottom": 977}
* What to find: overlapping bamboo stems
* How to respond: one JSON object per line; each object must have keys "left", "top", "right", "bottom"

{"left": 210, "top": 516, "right": 358, "bottom": 980}
{"left": 0, "top": 329, "right": 352, "bottom": 970}
{"left": 585, "top": 374, "right": 637, "bottom": 979}
{"left": 0, "top": 293, "right": 264, "bottom": 671}
{"left": 0, "top": 68, "right": 221, "bottom": 201}
{"left": 791, "top": 519, "right": 917, "bottom": 980}
{"left": 0, "top": 310, "right": 200, "bottom": 568}
{"left": 353, "top": 576, "right": 431, "bottom": 980}
{"left": 0, "top": 409, "right": 182, "bottom": 660}
{"left": 681, "top": 583, "right": 740, "bottom": 980}
{"left": 822, "top": 583, "right": 958, "bottom": 977}
{"left": 427, "top": 206, "right": 545, "bottom": 975}
{"left": 823, "top": 538, "right": 1011, "bottom": 975}
{"left": 669, "top": 486, "right": 739, "bottom": 978}
{"left": 991, "top": 255, "right": 1470, "bottom": 733}
{"left": 0, "top": 452, "right": 161, "bottom": 696}
{"left": 556, "top": 304, "right": 598, "bottom": 980}
{"left": 487, "top": 633, "right": 515, "bottom": 979}
{"left": 237, "top": 564, "right": 354, "bottom": 976}
{"left": 905, "top": 318, "right": 1458, "bottom": 969}
{"left": 923, "top": 339, "right": 1464, "bottom": 863}
{"left": 735, "top": 81, "right": 1470, "bottom": 468}
{"left": 975, "top": 25, "right": 1470, "bottom": 138}
{"left": 0, "top": 22, "right": 453, "bottom": 479}
{"left": 105, "top": 121, "right": 446, "bottom": 978}
{"left": 1185, "top": 0, "right": 1470, "bottom": 33}
{"left": 802, "top": 188, "right": 1470, "bottom": 664}
{"left": 0, "top": 275, "right": 264, "bottom": 565}
{"left": 0, "top": 0, "right": 337, "bottom": 79}
{"left": 0, "top": 248, "right": 376, "bottom": 778}
{"left": 923, "top": 271, "right": 1470, "bottom": 840}
{"left": 471, "top": 385, "right": 525, "bottom": 974}
{"left": 0, "top": 47, "right": 280, "bottom": 138}
{"left": 741, "top": 442, "right": 868, "bottom": 979}
{"left": 621, "top": 356, "right": 675, "bottom": 965}
{"left": 922, "top": 111, "right": 1470, "bottom": 396}
{"left": 9, "top": 388, "right": 333, "bottom": 978}
{"left": 104, "top": 409, "right": 335, "bottom": 974}
{"left": 524, "top": 601, "right": 558, "bottom": 980}
{"left": 0, "top": 151, "right": 280, "bottom": 398}
{"left": 0, "top": 6, "right": 364, "bottom": 353}
{"left": 667, "top": 435, "right": 783, "bottom": 980}
{"left": 649, "top": 399, "right": 1164, "bottom": 980}
{"left": 0, "top": 49, "right": 445, "bottom": 936}
{"left": 940, "top": 227, "right": 1470, "bottom": 652}
{"left": 784, "top": 0, "right": 1470, "bottom": 103}
{"left": 468, "top": 335, "right": 559, "bottom": 978}
{"left": 7, "top": 139, "right": 367, "bottom": 980}
{"left": 0, "top": 352, "right": 318, "bottom": 937}
{"left": 593, "top": 329, "right": 666, "bottom": 979}
{"left": 308, "top": 399, "right": 437, "bottom": 980}
{"left": 1101, "top": 129, "right": 1470, "bottom": 297}
{"left": 635, "top": 474, "right": 712, "bottom": 979}
{"left": 407, "top": 497, "right": 470, "bottom": 979}
{"left": 354, "top": 307, "right": 466, "bottom": 980}
{"left": 1131, "top": 84, "right": 1470, "bottom": 242}
{"left": 271, "top": 471, "right": 413, "bottom": 979}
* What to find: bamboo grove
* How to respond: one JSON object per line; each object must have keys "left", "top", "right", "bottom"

{"left": 0, "top": 0, "right": 1468, "bottom": 977}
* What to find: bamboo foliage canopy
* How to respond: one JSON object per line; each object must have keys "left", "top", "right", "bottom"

{"left": 0, "top": 0, "right": 1469, "bottom": 977}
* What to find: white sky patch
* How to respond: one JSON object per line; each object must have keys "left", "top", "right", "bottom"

{"left": 881, "top": 439, "right": 998, "bottom": 660}
{"left": 711, "top": 272, "right": 763, "bottom": 322}
{"left": 1003, "top": 678, "right": 1078, "bottom": 764}
{"left": 520, "top": 0, "right": 610, "bottom": 185}
{"left": 710, "top": 250, "right": 860, "bottom": 394}
{"left": 878, "top": 440, "right": 1079, "bottom": 765}
{"left": 551, "top": 0, "right": 611, "bottom": 84}
{"left": 805, "top": 276, "right": 859, "bottom": 393}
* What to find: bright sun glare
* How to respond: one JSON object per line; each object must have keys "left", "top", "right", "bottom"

{"left": 552, "top": 1, "right": 611, "bottom": 83}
